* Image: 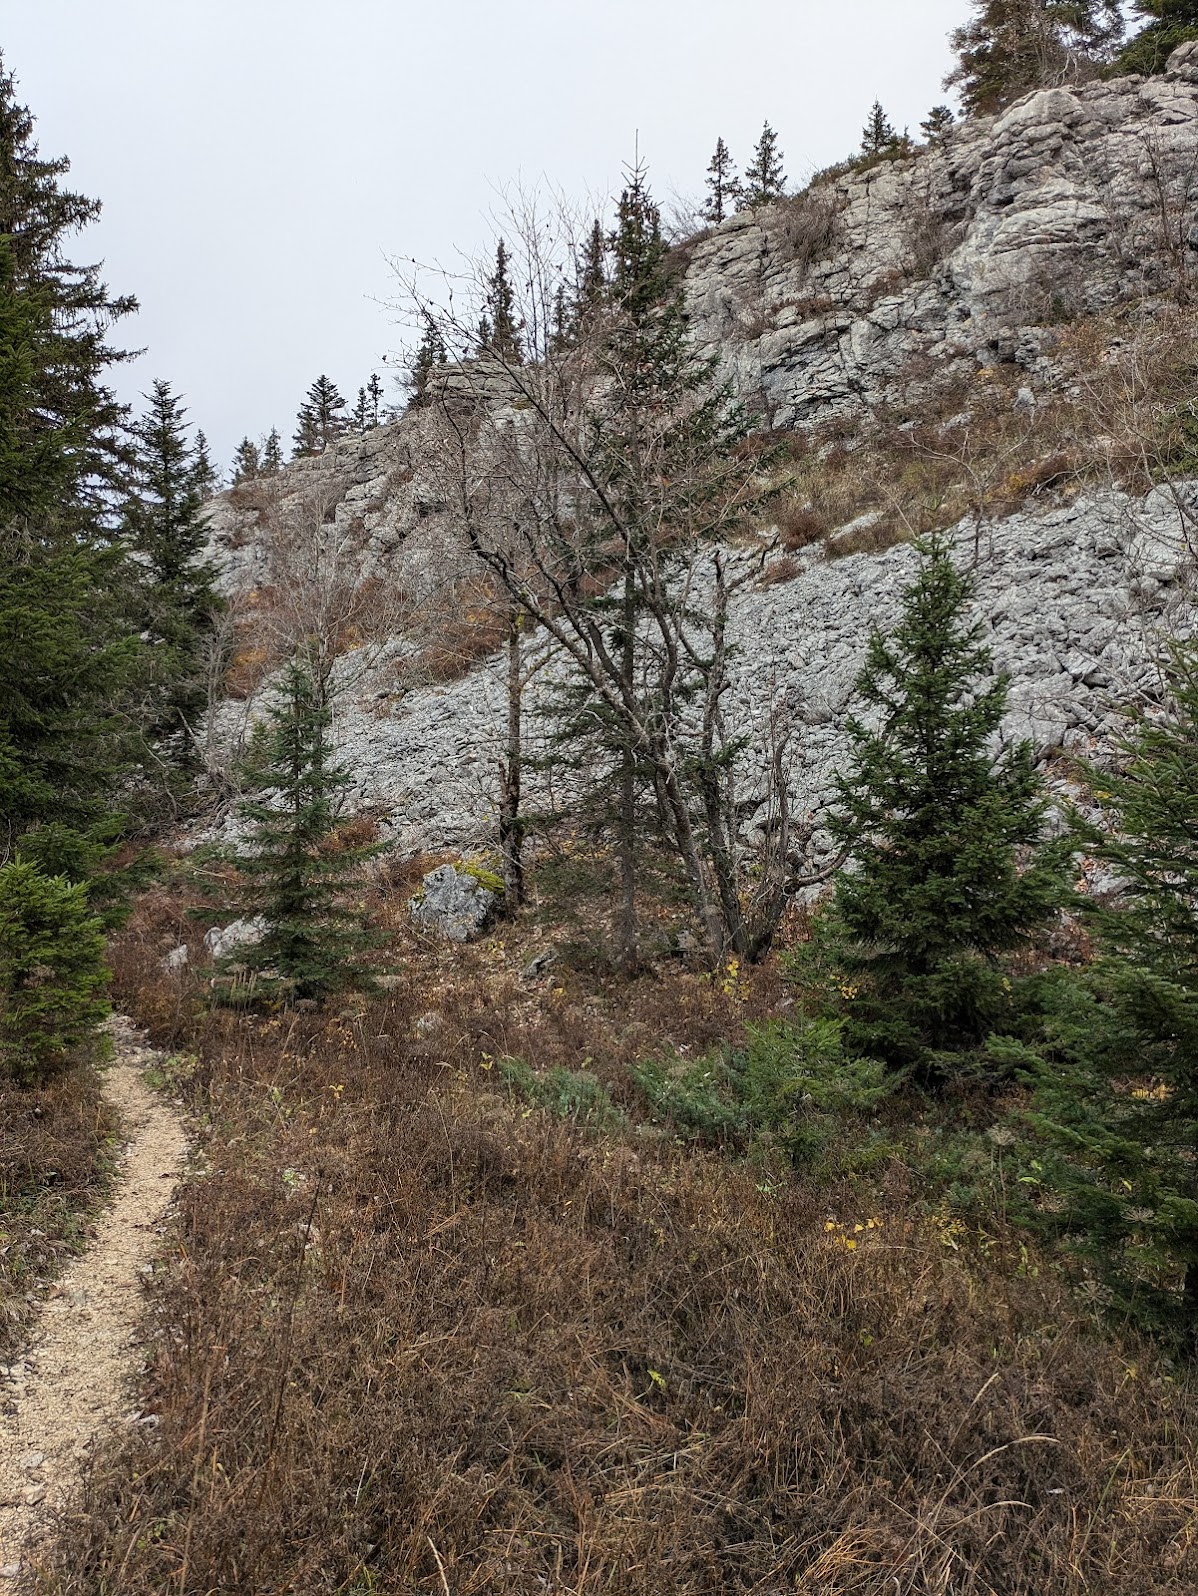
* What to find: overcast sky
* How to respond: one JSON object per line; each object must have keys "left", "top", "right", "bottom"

{"left": 4, "top": 0, "right": 969, "bottom": 472}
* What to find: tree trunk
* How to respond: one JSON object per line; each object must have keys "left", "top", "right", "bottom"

{"left": 498, "top": 603, "right": 525, "bottom": 914}
{"left": 616, "top": 570, "right": 639, "bottom": 972}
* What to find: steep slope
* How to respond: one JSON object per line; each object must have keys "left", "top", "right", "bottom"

{"left": 201, "top": 45, "right": 1198, "bottom": 861}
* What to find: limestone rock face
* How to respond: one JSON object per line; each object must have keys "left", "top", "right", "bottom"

{"left": 198, "top": 49, "right": 1198, "bottom": 873}
{"left": 409, "top": 864, "right": 496, "bottom": 942}
{"left": 682, "top": 43, "right": 1198, "bottom": 427}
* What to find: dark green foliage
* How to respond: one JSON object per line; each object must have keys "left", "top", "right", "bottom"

{"left": 631, "top": 1017, "right": 888, "bottom": 1163}
{"left": 1112, "top": 0, "right": 1198, "bottom": 74}
{"left": 0, "top": 52, "right": 136, "bottom": 522}
{"left": 123, "top": 379, "right": 223, "bottom": 770}
{"left": 861, "top": 101, "right": 902, "bottom": 158}
{"left": 350, "top": 374, "right": 384, "bottom": 433}
{"left": 0, "top": 543, "right": 141, "bottom": 843}
{"left": 702, "top": 137, "right": 742, "bottom": 224}
{"left": 230, "top": 436, "right": 261, "bottom": 484}
{"left": 829, "top": 539, "right": 1069, "bottom": 1073}
{"left": 575, "top": 218, "right": 608, "bottom": 313}
{"left": 261, "top": 427, "right": 283, "bottom": 475}
{"left": 1026, "top": 641, "right": 1198, "bottom": 1348}
{"left": 947, "top": 0, "right": 1123, "bottom": 113}
{"left": 921, "top": 105, "right": 957, "bottom": 143}
{"left": 191, "top": 430, "right": 219, "bottom": 498}
{"left": 739, "top": 121, "right": 786, "bottom": 209}
{"left": 407, "top": 318, "right": 446, "bottom": 408}
{"left": 498, "top": 1056, "right": 624, "bottom": 1129}
{"left": 292, "top": 375, "right": 346, "bottom": 458}
{"left": 0, "top": 860, "right": 109, "bottom": 1084}
{"left": 477, "top": 238, "right": 523, "bottom": 363}
{"left": 226, "top": 663, "right": 384, "bottom": 1004}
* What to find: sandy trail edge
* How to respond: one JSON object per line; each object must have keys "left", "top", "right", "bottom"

{"left": 0, "top": 1015, "right": 188, "bottom": 1581}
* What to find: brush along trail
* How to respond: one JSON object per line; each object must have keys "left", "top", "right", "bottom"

{"left": 0, "top": 1017, "right": 187, "bottom": 1582}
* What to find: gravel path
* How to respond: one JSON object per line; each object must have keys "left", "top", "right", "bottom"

{"left": 0, "top": 1017, "right": 188, "bottom": 1583}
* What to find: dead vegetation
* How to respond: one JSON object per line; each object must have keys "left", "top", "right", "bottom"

{"left": 0, "top": 1061, "right": 118, "bottom": 1361}
{"left": 31, "top": 889, "right": 1198, "bottom": 1596}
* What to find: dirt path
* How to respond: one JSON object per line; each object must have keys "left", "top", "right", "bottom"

{"left": 0, "top": 1016, "right": 188, "bottom": 1583}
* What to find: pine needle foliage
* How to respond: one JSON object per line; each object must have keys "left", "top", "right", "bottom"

{"left": 739, "top": 122, "right": 786, "bottom": 209}
{"left": 0, "top": 860, "right": 109, "bottom": 1084}
{"left": 227, "top": 663, "right": 384, "bottom": 1005}
{"left": 829, "top": 538, "right": 1070, "bottom": 1073}
{"left": 1112, "top": 0, "right": 1198, "bottom": 75}
{"left": 1027, "top": 639, "right": 1198, "bottom": 1348}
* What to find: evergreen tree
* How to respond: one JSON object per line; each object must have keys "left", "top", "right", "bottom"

{"left": 122, "top": 379, "right": 223, "bottom": 769}
{"left": 739, "top": 122, "right": 787, "bottom": 209}
{"left": 575, "top": 217, "right": 608, "bottom": 315}
{"left": 191, "top": 429, "right": 219, "bottom": 498}
{"left": 478, "top": 238, "right": 523, "bottom": 363}
{"left": 1028, "top": 640, "right": 1198, "bottom": 1348}
{"left": 0, "top": 63, "right": 145, "bottom": 848}
{"left": 350, "top": 386, "right": 370, "bottom": 433}
{"left": 261, "top": 427, "right": 283, "bottom": 475}
{"left": 0, "top": 51, "right": 136, "bottom": 523}
{"left": 0, "top": 548, "right": 140, "bottom": 845}
{"left": 408, "top": 317, "right": 446, "bottom": 408}
{"left": 948, "top": 0, "right": 1123, "bottom": 114}
{"left": 292, "top": 374, "right": 347, "bottom": 458}
{"left": 702, "top": 137, "right": 743, "bottom": 224}
{"left": 921, "top": 104, "right": 957, "bottom": 143}
{"left": 230, "top": 436, "right": 262, "bottom": 484}
{"left": 861, "top": 101, "right": 901, "bottom": 158}
{"left": 226, "top": 662, "right": 384, "bottom": 1003}
{"left": 828, "top": 538, "right": 1069, "bottom": 1073}
{"left": 1113, "top": 0, "right": 1198, "bottom": 75}
{"left": 0, "top": 860, "right": 109, "bottom": 1083}
{"left": 365, "top": 372, "right": 384, "bottom": 427}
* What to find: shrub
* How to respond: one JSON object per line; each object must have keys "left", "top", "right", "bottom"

{"left": 631, "top": 1016, "right": 888, "bottom": 1162}
{"left": 499, "top": 1056, "right": 625, "bottom": 1130}
{"left": 0, "top": 861, "right": 110, "bottom": 1084}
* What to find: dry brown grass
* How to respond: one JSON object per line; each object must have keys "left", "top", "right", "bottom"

{"left": 0, "top": 1061, "right": 118, "bottom": 1361}
{"left": 30, "top": 892, "right": 1198, "bottom": 1595}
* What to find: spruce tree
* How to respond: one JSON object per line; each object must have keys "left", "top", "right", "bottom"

{"left": 861, "top": 101, "right": 901, "bottom": 158}
{"left": 948, "top": 0, "right": 1123, "bottom": 113}
{"left": 261, "top": 427, "right": 283, "bottom": 475}
{"left": 739, "top": 122, "right": 786, "bottom": 209}
{"left": 0, "top": 860, "right": 110, "bottom": 1083}
{"left": 1113, "top": 0, "right": 1198, "bottom": 75}
{"left": 1028, "top": 639, "right": 1198, "bottom": 1348}
{"left": 575, "top": 218, "right": 608, "bottom": 315}
{"left": 0, "top": 62, "right": 145, "bottom": 847}
{"left": 0, "top": 51, "right": 136, "bottom": 522}
{"left": 478, "top": 238, "right": 523, "bottom": 363}
{"left": 408, "top": 318, "right": 446, "bottom": 408}
{"left": 292, "top": 374, "right": 347, "bottom": 457}
{"left": 192, "top": 429, "right": 219, "bottom": 498}
{"left": 365, "top": 372, "right": 384, "bottom": 427}
{"left": 350, "top": 386, "right": 370, "bottom": 433}
{"left": 921, "top": 104, "right": 957, "bottom": 143}
{"left": 230, "top": 436, "right": 262, "bottom": 484}
{"left": 226, "top": 662, "right": 384, "bottom": 1003}
{"left": 122, "top": 379, "right": 223, "bottom": 770}
{"left": 0, "top": 549, "right": 140, "bottom": 843}
{"left": 828, "top": 539, "right": 1069, "bottom": 1072}
{"left": 702, "top": 137, "right": 743, "bottom": 224}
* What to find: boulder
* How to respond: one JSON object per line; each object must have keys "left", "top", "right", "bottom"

{"left": 203, "top": 917, "right": 267, "bottom": 961}
{"left": 409, "top": 864, "right": 495, "bottom": 942}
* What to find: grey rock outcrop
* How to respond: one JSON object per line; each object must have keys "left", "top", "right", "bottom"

{"left": 203, "top": 917, "right": 267, "bottom": 961}
{"left": 409, "top": 864, "right": 496, "bottom": 942}
{"left": 684, "top": 44, "right": 1198, "bottom": 427}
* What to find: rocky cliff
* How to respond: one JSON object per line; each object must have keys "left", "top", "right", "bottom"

{"left": 203, "top": 47, "right": 1198, "bottom": 865}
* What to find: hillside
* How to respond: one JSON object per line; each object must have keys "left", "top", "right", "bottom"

{"left": 7, "top": 22, "right": 1198, "bottom": 1596}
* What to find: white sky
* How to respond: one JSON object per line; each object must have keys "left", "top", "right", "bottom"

{"left": 3, "top": 0, "right": 968, "bottom": 471}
